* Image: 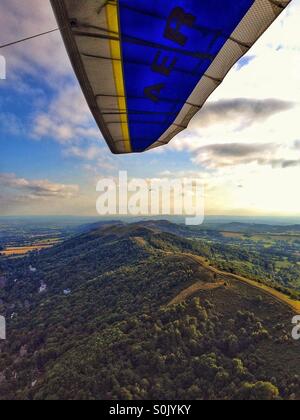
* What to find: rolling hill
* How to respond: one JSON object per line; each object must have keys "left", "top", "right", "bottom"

{"left": 0, "top": 223, "right": 299, "bottom": 400}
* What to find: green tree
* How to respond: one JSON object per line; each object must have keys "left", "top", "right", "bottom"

{"left": 236, "top": 382, "right": 280, "bottom": 401}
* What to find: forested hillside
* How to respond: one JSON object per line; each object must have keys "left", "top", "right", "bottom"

{"left": 0, "top": 224, "right": 299, "bottom": 400}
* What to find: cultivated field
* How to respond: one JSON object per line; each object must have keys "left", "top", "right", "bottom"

{"left": 1, "top": 242, "right": 58, "bottom": 256}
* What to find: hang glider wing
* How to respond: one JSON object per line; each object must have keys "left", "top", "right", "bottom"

{"left": 51, "top": 0, "right": 291, "bottom": 154}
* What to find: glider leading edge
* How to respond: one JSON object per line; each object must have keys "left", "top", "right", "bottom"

{"left": 51, "top": 0, "right": 291, "bottom": 154}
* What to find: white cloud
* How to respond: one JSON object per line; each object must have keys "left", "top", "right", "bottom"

{"left": 192, "top": 99, "right": 293, "bottom": 129}
{"left": 294, "top": 140, "right": 300, "bottom": 150}
{"left": 66, "top": 145, "right": 102, "bottom": 161}
{"left": 32, "top": 85, "right": 99, "bottom": 144}
{"left": 30, "top": 85, "right": 119, "bottom": 174}
{"left": 0, "top": 173, "right": 79, "bottom": 199}
{"left": 192, "top": 143, "right": 278, "bottom": 169}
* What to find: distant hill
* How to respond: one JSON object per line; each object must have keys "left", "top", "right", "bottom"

{"left": 79, "top": 219, "right": 300, "bottom": 239}
{"left": 0, "top": 223, "right": 299, "bottom": 400}
{"left": 201, "top": 222, "right": 300, "bottom": 234}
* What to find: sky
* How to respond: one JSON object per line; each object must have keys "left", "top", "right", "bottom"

{"left": 0, "top": 0, "right": 300, "bottom": 217}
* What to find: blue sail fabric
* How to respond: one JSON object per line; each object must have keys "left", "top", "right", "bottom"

{"left": 118, "top": 0, "right": 255, "bottom": 152}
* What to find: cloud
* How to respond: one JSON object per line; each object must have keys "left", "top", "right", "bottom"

{"left": 194, "top": 98, "right": 293, "bottom": 129}
{"left": 0, "top": 173, "right": 79, "bottom": 199}
{"left": 192, "top": 143, "right": 278, "bottom": 168}
{"left": 30, "top": 85, "right": 119, "bottom": 173}
{"left": 65, "top": 144, "right": 118, "bottom": 173}
{"left": 192, "top": 142, "right": 300, "bottom": 170}
{"left": 294, "top": 140, "right": 300, "bottom": 150}
{"left": 66, "top": 145, "right": 102, "bottom": 161}
{"left": 270, "top": 159, "right": 300, "bottom": 169}
{"left": 32, "top": 85, "right": 100, "bottom": 144}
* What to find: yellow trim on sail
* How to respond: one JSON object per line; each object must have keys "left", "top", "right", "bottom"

{"left": 106, "top": 2, "right": 132, "bottom": 153}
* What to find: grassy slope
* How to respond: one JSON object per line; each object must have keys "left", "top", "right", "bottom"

{"left": 181, "top": 254, "right": 300, "bottom": 313}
